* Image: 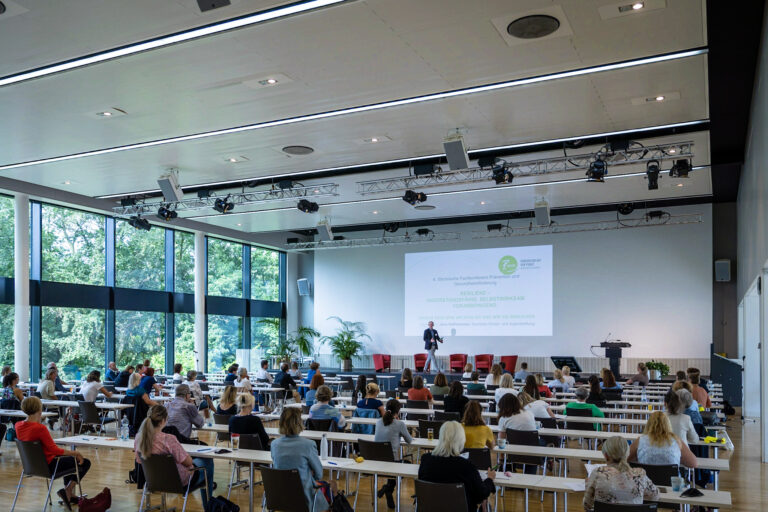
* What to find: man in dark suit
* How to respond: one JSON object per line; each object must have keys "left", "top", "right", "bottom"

{"left": 423, "top": 321, "right": 442, "bottom": 373}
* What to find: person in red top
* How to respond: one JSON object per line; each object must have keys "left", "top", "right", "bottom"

{"left": 689, "top": 372, "right": 712, "bottom": 409}
{"left": 535, "top": 373, "right": 552, "bottom": 398}
{"left": 407, "top": 375, "right": 434, "bottom": 404}
{"left": 15, "top": 396, "right": 91, "bottom": 510}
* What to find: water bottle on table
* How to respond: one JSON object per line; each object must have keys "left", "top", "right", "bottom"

{"left": 320, "top": 433, "right": 328, "bottom": 460}
{"left": 120, "top": 417, "right": 129, "bottom": 441}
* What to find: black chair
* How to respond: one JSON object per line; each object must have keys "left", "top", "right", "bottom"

{"left": 227, "top": 434, "right": 264, "bottom": 499}
{"left": 505, "top": 429, "right": 545, "bottom": 472}
{"left": 629, "top": 463, "right": 680, "bottom": 486}
{"left": 306, "top": 419, "right": 342, "bottom": 457}
{"left": 603, "top": 389, "right": 623, "bottom": 401}
{"left": 199, "top": 382, "right": 210, "bottom": 392}
{"left": 434, "top": 411, "right": 460, "bottom": 421}
{"left": 396, "top": 386, "right": 410, "bottom": 396}
{"left": 11, "top": 440, "right": 82, "bottom": 512}
{"left": 486, "top": 385, "right": 499, "bottom": 392}
{"left": 462, "top": 448, "right": 492, "bottom": 470}
{"left": 432, "top": 394, "right": 445, "bottom": 401}
{"left": 564, "top": 407, "right": 597, "bottom": 429}
{"left": 414, "top": 480, "right": 468, "bottom": 510}
{"left": 536, "top": 416, "right": 563, "bottom": 447}
{"left": 139, "top": 454, "right": 208, "bottom": 512}
{"left": 213, "top": 413, "right": 231, "bottom": 447}
{"left": 260, "top": 467, "right": 312, "bottom": 512}
{"left": 78, "top": 401, "right": 116, "bottom": 434}
{"left": 418, "top": 420, "right": 444, "bottom": 439}
{"left": 354, "top": 439, "right": 396, "bottom": 510}
{"left": 594, "top": 502, "right": 657, "bottom": 511}
{"left": 405, "top": 399, "right": 431, "bottom": 421}
{"left": 384, "top": 390, "right": 397, "bottom": 399}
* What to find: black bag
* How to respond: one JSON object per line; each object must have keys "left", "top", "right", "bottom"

{"left": 126, "top": 461, "right": 145, "bottom": 489}
{"left": 723, "top": 400, "right": 735, "bottom": 416}
{"left": 205, "top": 495, "right": 240, "bottom": 512}
{"left": 331, "top": 492, "right": 354, "bottom": 512}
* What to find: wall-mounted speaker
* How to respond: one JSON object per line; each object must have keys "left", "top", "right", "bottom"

{"left": 714, "top": 259, "right": 731, "bottom": 282}
{"left": 297, "top": 278, "right": 311, "bottom": 296}
{"left": 197, "top": 0, "right": 230, "bottom": 12}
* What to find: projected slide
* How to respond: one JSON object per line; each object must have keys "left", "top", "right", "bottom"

{"left": 404, "top": 245, "right": 552, "bottom": 336}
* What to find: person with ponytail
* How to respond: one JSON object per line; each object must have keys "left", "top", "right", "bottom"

{"left": 583, "top": 436, "right": 658, "bottom": 510}
{"left": 228, "top": 392, "right": 270, "bottom": 449}
{"left": 134, "top": 405, "right": 215, "bottom": 508}
{"left": 373, "top": 399, "right": 412, "bottom": 508}
{"left": 626, "top": 362, "right": 650, "bottom": 386}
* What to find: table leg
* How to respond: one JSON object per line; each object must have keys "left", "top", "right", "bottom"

{"left": 396, "top": 476, "right": 401, "bottom": 512}
{"left": 249, "top": 462, "right": 254, "bottom": 512}
{"left": 373, "top": 474, "right": 378, "bottom": 512}
{"left": 552, "top": 491, "right": 557, "bottom": 512}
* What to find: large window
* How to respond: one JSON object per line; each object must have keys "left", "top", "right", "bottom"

{"left": 174, "top": 313, "right": 196, "bottom": 371}
{"left": 0, "top": 305, "right": 14, "bottom": 367}
{"left": 208, "top": 315, "right": 242, "bottom": 371}
{"left": 251, "top": 248, "right": 280, "bottom": 301}
{"left": 175, "top": 231, "right": 195, "bottom": 295}
{"left": 207, "top": 238, "right": 242, "bottom": 298}
{"left": 116, "top": 310, "right": 165, "bottom": 370}
{"left": 116, "top": 220, "right": 165, "bottom": 290}
{"left": 0, "top": 196, "right": 14, "bottom": 278}
{"left": 42, "top": 206, "right": 105, "bottom": 285}
{"left": 251, "top": 317, "right": 280, "bottom": 355}
{"left": 41, "top": 307, "right": 105, "bottom": 380}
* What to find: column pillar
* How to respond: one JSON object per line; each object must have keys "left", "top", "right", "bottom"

{"left": 194, "top": 231, "right": 206, "bottom": 372}
{"left": 14, "top": 194, "right": 30, "bottom": 381}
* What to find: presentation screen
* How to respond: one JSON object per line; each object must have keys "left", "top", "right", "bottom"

{"left": 404, "top": 245, "right": 552, "bottom": 336}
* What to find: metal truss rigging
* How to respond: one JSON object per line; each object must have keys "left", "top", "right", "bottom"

{"left": 286, "top": 231, "right": 461, "bottom": 251}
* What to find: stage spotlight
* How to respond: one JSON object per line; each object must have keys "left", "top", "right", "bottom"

{"left": 492, "top": 167, "right": 513, "bottom": 184}
{"left": 669, "top": 159, "right": 690, "bottom": 178}
{"left": 297, "top": 199, "right": 319, "bottom": 213}
{"left": 617, "top": 203, "right": 635, "bottom": 215}
{"left": 213, "top": 195, "right": 235, "bottom": 214}
{"left": 383, "top": 223, "right": 400, "bottom": 233}
{"left": 157, "top": 205, "right": 178, "bottom": 221}
{"left": 487, "top": 223, "right": 503, "bottom": 232}
{"left": 646, "top": 159, "right": 660, "bottom": 190}
{"left": 120, "top": 197, "right": 137, "bottom": 207}
{"left": 586, "top": 157, "right": 607, "bottom": 182}
{"left": 402, "top": 190, "right": 427, "bottom": 206}
{"left": 415, "top": 228, "right": 432, "bottom": 236}
{"left": 128, "top": 215, "right": 151, "bottom": 231}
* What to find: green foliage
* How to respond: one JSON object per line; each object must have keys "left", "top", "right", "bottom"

{"left": 292, "top": 326, "right": 321, "bottom": 357}
{"left": 645, "top": 360, "right": 670, "bottom": 376}
{"left": 116, "top": 310, "right": 165, "bottom": 371}
{"left": 116, "top": 220, "right": 165, "bottom": 290}
{"left": 174, "top": 314, "right": 197, "bottom": 372}
{"left": 208, "top": 238, "right": 243, "bottom": 298}
{"left": 251, "top": 248, "right": 280, "bottom": 301}
{"left": 208, "top": 315, "right": 242, "bottom": 371}
{"left": 322, "top": 317, "right": 370, "bottom": 364}
{"left": 42, "top": 205, "right": 105, "bottom": 286}
{"left": 175, "top": 232, "right": 195, "bottom": 295}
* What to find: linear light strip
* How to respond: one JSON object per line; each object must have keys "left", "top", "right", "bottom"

{"left": 0, "top": 0, "right": 349, "bottom": 88}
{"left": 0, "top": 49, "right": 707, "bottom": 174}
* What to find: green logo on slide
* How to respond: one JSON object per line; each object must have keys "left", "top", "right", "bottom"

{"left": 498, "top": 256, "right": 518, "bottom": 275}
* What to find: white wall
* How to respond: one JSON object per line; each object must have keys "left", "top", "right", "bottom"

{"left": 312, "top": 204, "right": 712, "bottom": 360}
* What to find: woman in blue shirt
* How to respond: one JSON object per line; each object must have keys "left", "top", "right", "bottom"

{"left": 126, "top": 372, "right": 158, "bottom": 407}
{"left": 305, "top": 373, "right": 324, "bottom": 408}
{"left": 308, "top": 385, "right": 346, "bottom": 429}
{"left": 600, "top": 368, "right": 623, "bottom": 391}
{"left": 139, "top": 367, "right": 163, "bottom": 396}
{"left": 357, "top": 382, "right": 385, "bottom": 416}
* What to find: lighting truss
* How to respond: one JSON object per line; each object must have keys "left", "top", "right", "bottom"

{"left": 112, "top": 183, "right": 339, "bottom": 217}
{"left": 472, "top": 213, "right": 703, "bottom": 239}
{"left": 356, "top": 141, "right": 694, "bottom": 195}
{"left": 286, "top": 231, "right": 461, "bottom": 251}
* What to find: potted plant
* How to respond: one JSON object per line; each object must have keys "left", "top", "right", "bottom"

{"left": 290, "top": 326, "right": 321, "bottom": 360}
{"left": 322, "top": 316, "right": 371, "bottom": 371}
{"left": 645, "top": 360, "right": 670, "bottom": 380}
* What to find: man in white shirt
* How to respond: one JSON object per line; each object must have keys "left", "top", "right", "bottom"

{"left": 254, "top": 359, "right": 273, "bottom": 383}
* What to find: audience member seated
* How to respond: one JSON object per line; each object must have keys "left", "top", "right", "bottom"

{"left": 271, "top": 407, "right": 328, "bottom": 511}
{"left": 565, "top": 387, "right": 605, "bottom": 430}
{"left": 688, "top": 371, "right": 711, "bottom": 408}
{"left": 303, "top": 362, "right": 320, "bottom": 388}
{"left": 600, "top": 368, "right": 623, "bottom": 391}
{"left": 675, "top": 370, "right": 687, "bottom": 382}
{"left": 418, "top": 421, "right": 495, "bottom": 512}
{"left": 127, "top": 371, "right": 159, "bottom": 410}
{"left": 139, "top": 367, "right": 162, "bottom": 396}
{"left": 2, "top": 371, "right": 25, "bottom": 402}
{"left": 687, "top": 367, "right": 709, "bottom": 392}
{"left": 484, "top": 364, "right": 503, "bottom": 387}
{"left": 254, "top": 360, "right": 272, "bottom": 383}
{"left": 514, "top": 362, "right": 530, "bottom": 382}
{"left": 135, "top": 363, "right": 145, "bottom": 377}
{"left": 228, "top": 393, "right": 270, "bottom": 449}
{"left": 583, "top": 436, "right": 659, "bottom": 511}
{"left": 664, "top": 390, "right": 698, "bottom": 445}
{"left": 357, "top": 382, "right": 385, "bottom": 416}
{"left": 114, "top": 365, "right": 134, "bottom": 388}
{"left": 305, "top": 373, "right": 324, "bottom": 408}
{"left": 135, "top": 405, "right": 214, "bottom": 508}
{"left": 216, "top": 386, "right": 238, "bottom": 415}
{"left": 494, "top": 373, "right": 518, "bottom": 403}
{"left": 466, "top": 372, "right": 486, "bottom": 394}
{"left": 354, "top": 375, "right": 367, "bottom": 398}
{"left": 407, "top": 376, "right": 434, "bottom": 403}
{"left": 521, "top": 374, "right": 540, "bottom": 400}
{"left": 141, "top": 360, "right": 151, "bottom": 374}
{"left": 224, "top": 364, "right": 239, "bottom": 383}
{"left": 187, "top": 370, "right": 214, "bottom": 419}
{"left": 289, "top": 361, "right": 302, "bottom": 381}
{"left": 461, "top": 363, "right": 473, "bottom": 379}
{"left": 586, "top": 375, "right": 607, "bottom": 407}
{"left": 628, "top": 411, "right": 697, "bottom": 468}
{"left": 0, "top": 365, "right": 9, "bottom": 378}
{"left": 562, "top": 365, "right": 576, "bottom": 388}
{"left": 674, "top": 386, "right": 703, "bottom": 425}
{"left": 374, "top": 399, "right": 413, "bottom": 508}
{"left": 625, "top": 362, "right": 650, "bottom": 386}
{"left": 37, "top": 367, "right": 58, "bottom": 400}
{"left": 548, "top": 369, "right": 569, "bottom": 393}
{"left": 309, "top": 385, "right": 347, "bottom": 429}
{"left": 429, "top": 372, "right": 450, "bottom": 396}
{"left": 46, "top": 362, "right": 68, "bottom": 392}
{"left": 17, "top": 397, "right": 91, "bottom": 510}
{"left": 172, "top": 363, "right": 184, "bottom": 383}
{"left": 499, "top": 361, "right": 511, "bottom": 374}
{"left": 518, "top": 391, "right": 555, "bottom": 419}
{"left": 274, "top": 363, "right": 297, "bottom": 390}
{"left": 398, "top": 368, "right": 413, "bottom": 389}
{"left": 444, "top": 380, "right": 469, "bottom": 415}
{"left": 535, "top": 373, "right": 552, "bottom": 398}
{"left": 105, "top": 361, "right": 120, "bottom": 382}
{"left": 497, "top": 393, "right": 536, "bottom": 435}
{"left": 166, "top": 384, "right": 204, "bottom": 440}
{"left": 234, "top": 367, "right": 253, "bottom": 393}
{"left": 80, "top": 370, "right": 113, "bottom": 401}
{"left": 461, "top": 400, "right": 493, "bottom": 449}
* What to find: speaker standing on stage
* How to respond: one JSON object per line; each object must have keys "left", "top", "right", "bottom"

{"left": 423, "top": 321, "right": 442, "bottom": 373}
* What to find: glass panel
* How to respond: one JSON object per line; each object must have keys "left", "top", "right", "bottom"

{"left": 174, "top": 313, "right": 197, "bottom": 371}
{"left": 116, "top": 220, "right": 165, "bottom": 290}
{"left": 41, "top": 307, "right": 105, "bottom": 380}
{"left": 115, "top": 310, "right": 165, "bottom": 371}
{"left": 175, "top": 231, "right": 195, "bottom": 295}
{"left": 251, "top": 317, "right": 280, "bottom": 355}
{"left": 0, "top": 196, "right": 14, "bottom": 277}
{"left": 207, "top": 238, "right": 242, "bottom": 298}
{"left": 0, "top": 304, "right": 14, "bottom": 367}
{"left": 251, "top": 248, "right": 280, "bottom": 301}
{"left": 207, "top": 315, "right": 242, "bottom": 372}
{"left": 42, "top": 205, "right": 105, "bottom": 285}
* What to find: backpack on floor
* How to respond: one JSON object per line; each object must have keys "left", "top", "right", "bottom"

{"left": 78, "top": 487, "right": 111, "bottom": 512}
{"left": 205, "top": 495, "right": 240, "bottom": 512}
{"left": 331, "top": 492, "right": 354, "bottom": 512}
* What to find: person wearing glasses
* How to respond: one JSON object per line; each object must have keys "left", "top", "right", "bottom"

{"left": 165, "top": 384, "right": 204, "bottom": 440}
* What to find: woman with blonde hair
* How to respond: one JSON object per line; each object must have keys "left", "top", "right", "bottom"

{"left": 429, "top": 372, "right": 450, "bottom": 396}
{"left": 561, "top": 366, "right": 576, "bottom": 388}
{"left": 418, "top": 421, "right": 496, "bottom": 512}
{"left": 548, "top": 369, "right": 569, "bottom": 392}
{"left": 518, "top": 390, "right": 555, "bottom": 419}
{"left": 461, "top": 400, "right": 494, "bottom": 449}
{"left": 494, "top": 373, "right": 518, "bottom": 403}
{"left": 357, "top": 381, "right": 385, "bottom": 416}
{"left": 135, "top": 405, "right": 214, "bottom": 508}
{"left": 626, "top": 362, "right": 650, "bottom": 386}
{"left": 462, "top": 363, "right": 473, "bottom": 379}
{"left": 628, "top": 411, "right": 697, "bottom": 467}
{"left": 228, "top": 392, "right": 270, "bottom": 448}
{"left": 535, "top": 373, "right": 552, "bottom": 398}
{"left": 126, "top": 371, "right": 158, "bottom": 407}
{"left": 484, "top": 364, "right": 503, "bottom": 386}
{"left": 584, "top": 436, "right": 658, "bottom": 510}
{"left": 216, "top": 385, "right": 238, "bottom": 415}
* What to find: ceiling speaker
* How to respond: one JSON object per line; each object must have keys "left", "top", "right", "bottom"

{"left": 197, "top": 0, "right": 231, "bottom": 12}
{"left": 297, "top": 278, "right": 311, "bottom": 297}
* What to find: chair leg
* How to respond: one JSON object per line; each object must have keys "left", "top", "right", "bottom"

{"left": 44, "top": 475, "right": 56, "bottom": 512}
{"left": 10, "top": 472, "right": 23, "bottom": 512}
{"left": 353, "top": 473, "right": 362, "bottom": 509}
{"left": 139, "top": 486, "right": 148, "bottom": 512}
{"left": 227, "top": 463, "right": 236, "bottom": 499}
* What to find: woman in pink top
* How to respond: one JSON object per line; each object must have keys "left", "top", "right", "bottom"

{"left": 134, "top": 405, "right": 215, "bottom": 507}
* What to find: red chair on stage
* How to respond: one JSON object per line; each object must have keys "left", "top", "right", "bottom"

{"left": 449, "top": 354, "right": 468, "bottom": 373}
{"left": 474, "top": 354, "right": 494, "bottom": 372}
{"left": 500, "top": 355, "right": 518, "bottom": 374}
{"left": 373, "top": 354, "right": 391, "bottom": 373}
{"left": 414, "top": 354, "right": 427, "bottom": 372}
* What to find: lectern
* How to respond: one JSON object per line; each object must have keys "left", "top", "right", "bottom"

{"left": 600, "top": 342, "right": 631, "bottom": 379}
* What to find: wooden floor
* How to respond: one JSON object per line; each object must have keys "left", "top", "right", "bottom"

{"left": 0, "top": 412, "right": 764, "bottom": 511}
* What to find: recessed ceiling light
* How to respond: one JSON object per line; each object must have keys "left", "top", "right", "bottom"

{"left": 372, "top": 210, "right": 379, "bottom": 214}
{"left": 632, "top": 2, "right": 644, "bottom": 9}
{"left": 237, "top": 223, "right": 242, "bottom": 226}
{"left": 257, "top": 78, "right": 279, "bottom": 86}
{"left": 676, "top": 183, "right": 684, "bottom": 187}
{"left": 62, "top": 180, "right": 71, "bottom": 185}
{"left": 225, "top": 155, "right": 249, "bottom": 163}
{"left": 282, "top": 145, "right": 314, "bottom": 156}
{"left": 414, "top": 205, "right": 436, "bottom": 211}
{"left": 370, "top": 137, "right": 378, "bottom": 143}
{"left": 98, "top": 111, "right": 112, "bottom": 117}
{"left": 480, "top": 201, "right": 486, "bottom": 205}
{"left": 669, "top": 148, "right": 677, "bottom": 154}
{"left": 655, "top": 95, "right": 665, "bottom": 101}
{"left": 266, "top": 78, "right": 278, "bottom": 84}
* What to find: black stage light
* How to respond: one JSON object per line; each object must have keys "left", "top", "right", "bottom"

{"left": 120, "top": 198, "right": 136, "bottom": 207}
{"left": 197, "top": 189, "right": 211, "bottom": 198}
{"left": 383, "top": 223, "right": 400, "bottom": 233}
{"left": 646, "top": 160, "right": 660, "bottom": 190}
{"left": 492, "top": 167, "right": 513, "bottom": 184}
{"left": 617, "top": 203, "right": 635, "bottom": 216}
{"left": 487, "top": 223, "right": 503, "bottom": 232}
{"left": 402, "top": 190, "right": 427, "bottom": 205}
{"left": 416, "top": 228, "right": 432, "bottom": 236}
{"left": 157, "top": 206, "right": 178, "bottom": 221}
{"left": 278, "top": 179, "right": 293, "bottom": 189}
{"left": 586, "top": 158, "right": 607, "bottom": 182}
{"left": 128, "top": 215, "right": 151, "bottom": 231}
{"left": 213, "top": 195, "right": 235, "bottom": 214}
{"left": 669, "top": 159, "right": 690, "bottom": 178}
{"left": 297, "top": 199, "right": 319, "bottom": 213}
{"left": 477, "top": 156, "right": 498, "bottom": 168}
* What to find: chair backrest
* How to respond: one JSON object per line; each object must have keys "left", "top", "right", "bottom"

{"left": 406, "top": 400, "right": 429, "bottom": 410}
{"left": 306, "top": 418, "right": 335, "bottom": 432}
{"left": 434, "top": 411, "right": 460, "bottom": 421}
{"left": 384, "top": 390, "right": 397, "bottom": 399}
{"left": 629, "top": 463, "right": 680, "bottom": 486}
{"left": 301, "top": 405, "right": 310, "bottom": 414}
{"left": 595, "top": 502, "right": 657, "bottom": 512}
{"left": 462, "top": 448, "right": 491, "bottom": 470}
{"left": 415, "top": 480, "right": 468, "bottom": 510}
{"left": 418, "top": 420, "right": 444, "bottom": 439}
{"left": 238, "top": 433, "right": 263, "bottom": 451}
{"left": 260, "top": 467, "right": 310, "bottom": 512}
{"left": 141, "top": 454, "right": 186, "bottom": 494}
{"left": 396, "top": 386, "right": 411, "bottom": 395}
{"left": 603, "top": 389, "right": 623, "bottom": 401}
{"left": 78, "top": 401, "right": 101, "bottom": 424}
{"left": 500, "top": 355, "right": 518, "bottom": 374}
{"left": 565, "top": 406, "right": 597, "bottom": 431}
{"left": 213, "top": 413, "right": 232, "bottom": 441}
{"left": 432, "top": 394, "right": 445, "bottom": 401}
{"left": 0, "top": 397, "right": 21, "bottom": 423}
{"left": 198, "top": 382, "right": 209, "bottom": 392}
{"left": 358, "top": 439, "right": 395, "bottom": 462}
{"left": 15, "top": 440, "right": 53, "bottom": 478}
{"left": 505, "top": 429, "right": 544, "bottom": 465}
